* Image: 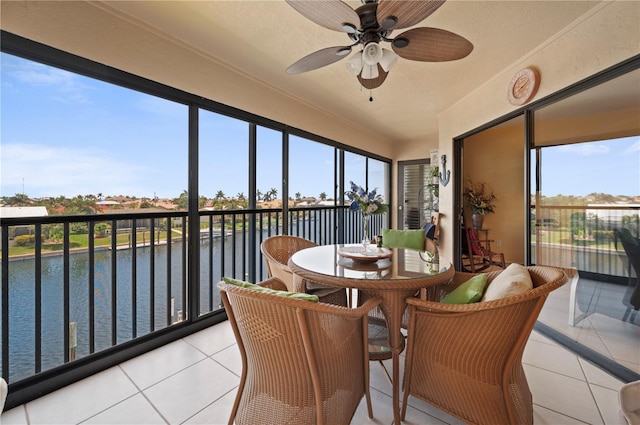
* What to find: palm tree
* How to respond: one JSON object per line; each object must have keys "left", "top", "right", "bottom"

{"left": 174, "top": 190, "right": 189, "bottom": 210}
{"left": 295, "top": 192, "right": 301, "bottom": 201}
{"left": 319, "top": 192, "right": 327, "bottom": 201}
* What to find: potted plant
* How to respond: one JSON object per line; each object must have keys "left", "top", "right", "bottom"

{"left": 464, "top": 178, "right": 496, "bottom": 229}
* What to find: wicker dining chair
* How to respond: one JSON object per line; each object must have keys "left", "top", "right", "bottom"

{"left": 400, "top": 266, "right": 567, "bottom": 425}
{"left": 218, "top": 277, "right": 381, "bottom": 425}
{"left": 261, "top": 235, "right": 347, "bottom": 306}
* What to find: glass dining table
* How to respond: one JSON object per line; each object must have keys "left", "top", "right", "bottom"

{"left": 289, "top": 243, "right": 455, "bottom": 424}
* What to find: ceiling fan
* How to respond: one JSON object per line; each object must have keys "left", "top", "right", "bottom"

{"left": 286, "top": 0, "right": 473, "bottom": 91}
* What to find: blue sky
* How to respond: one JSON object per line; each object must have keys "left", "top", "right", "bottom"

{"left": 1, "top": 53, "right": 638, "bottom": 200}
{"left": 1, "top": 53, "right": 382, "bottom": 200}
{"left": 538, "top": 137, "right": 640, "bottom": 197}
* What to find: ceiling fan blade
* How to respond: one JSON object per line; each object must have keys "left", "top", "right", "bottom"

{"left": 357, "top": 64, "right": 388, "bottom": 89}
{"left": 286, "top": 46, "right": 352, "bottom": 74}
{"left": 286, "top": 0, "right": 360, "bottom": 33}
{"left": 391, "top": 28, "right": 473, "bottom": 62}
{"left": 376, "top": 0, "right": 446, "bottom": 30}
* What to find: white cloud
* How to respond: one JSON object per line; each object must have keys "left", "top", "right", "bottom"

{"left": 558, "top": 143, "right": 609, "bottom": 156}
{"left": 7, "top": 58, "right": 92, "bottom": 104}
{"left": 1, "top": 143, "right": 156, "bottom": 198}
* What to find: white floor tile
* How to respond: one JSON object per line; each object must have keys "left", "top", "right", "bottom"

{"left": 143, "top": 358, "right": 239, "bottom": 424}
{"left": 120, "top": 338, "right": 207, "bottom": 390}
{"left": 525, "top": 363, "right": 604, "bottom": 424}
{"left": 589, "top": 384, "right": 624, "bottom": 425}
{"left": 210, "top": 343, "right": 242, "bottom": 377}
{"left": 533, "top": 405, "right": 592, "bottom": 424}
{"left": 399, "top": 395, "right": 465, "bottom": 425}
{"left": 183, "top": 388, "right": 236, "bottom": 425}
{"left": 348, "top": 388, "right": 392, "bottom": 425}
{"left": 0, "top": 405, "right": 28, "bottom": 424}
{"left": 25, "top": 366, "right": 138, "bottom": 424}
{"left": 183, "top": 321, "right": 237, "bottom": 356}
{"left": 523, "top": 338, "right": 585, "bottom": 380}
{"left": 599, "top": 337, "right": 640, "bottom": 367}
{"left": 81, "top": 393, "right": 166, "bottom": 424}
{"left": 579, "top": 358, "right": 626, "bottom": 391}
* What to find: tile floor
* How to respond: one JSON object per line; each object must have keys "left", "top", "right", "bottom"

{"left": 1, "top": 280, "right": 637, "bottom": 425}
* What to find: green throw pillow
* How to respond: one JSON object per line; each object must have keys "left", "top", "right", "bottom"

{"left": 381, "top": 229, "right": 425, "bottom": 251}
{"left": 222, "top": 277, "right": 319, "bottom": 302}
{"left": 441, "top": 274, "right": 488, "bottom": 304}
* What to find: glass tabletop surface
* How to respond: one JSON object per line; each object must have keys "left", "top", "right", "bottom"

{"left": 290, "top": 243, "right": 449, "bottom": 281}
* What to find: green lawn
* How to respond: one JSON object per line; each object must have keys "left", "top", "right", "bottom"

{"left": 6, "top": 229, "right": 183, "bottom": 257}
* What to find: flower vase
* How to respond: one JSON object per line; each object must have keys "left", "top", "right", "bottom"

{"left": 471, "top": 213, "right": 484, "bottom": 229}
{"left": 362, "top": 215, "right": 371, "bottom": 250}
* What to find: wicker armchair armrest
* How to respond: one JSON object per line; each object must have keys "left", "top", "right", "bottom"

{"left": 257, "top": 277, "right": 288, "bottom": 291}
{"left": 409, "top": 266, "right": 567, "bottom": 312}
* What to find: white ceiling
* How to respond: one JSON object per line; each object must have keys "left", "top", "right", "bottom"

{"left": 101, "top": 0, "right": 604, "bottom": 142}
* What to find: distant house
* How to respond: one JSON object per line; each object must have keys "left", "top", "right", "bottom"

{"left": 96, "top": 200, "right": 120, "bottom": 213}
{"left": 0, "top": 206, "right": 48, "bottom": 219}
{"left": 0, "top": 206, "right": 49, "bottom": 239}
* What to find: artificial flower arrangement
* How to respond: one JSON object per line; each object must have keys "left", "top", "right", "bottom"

{"left": 345, "top": 181, "right": 388, "bottom": 216}
{"left": 464, "top": 178, "right": 496, "bottom": 215}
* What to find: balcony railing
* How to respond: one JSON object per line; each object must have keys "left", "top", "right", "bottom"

{"left": 2, "top": 202, "right": 637, "bottom": 408}
{"left": 532, "top": 204, "right": 639, "bottom": 281}
{"left": 0, "top": 206, "right": 385, "bottom": 393}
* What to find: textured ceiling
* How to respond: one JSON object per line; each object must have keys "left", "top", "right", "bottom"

{"left": 100, "top": 0, "right": 603, "bottom": 142}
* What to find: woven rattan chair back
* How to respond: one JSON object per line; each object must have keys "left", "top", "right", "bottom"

{"left": 261, "top": 235, "right": 347, "bottom": 305}
{"left": 400, "top": 266, "right": 567, "bottom": 425}
{"left": 261, "top": 235, "right": 317, "bottom": 292}
{"left": 219, "top": 278, "right": 380, "bottom": 425}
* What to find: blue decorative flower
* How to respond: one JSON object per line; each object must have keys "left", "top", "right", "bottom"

{"left": 345, "top": 181, "right": 388, "bottom": 216}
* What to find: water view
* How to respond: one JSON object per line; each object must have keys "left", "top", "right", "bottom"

{"left": 2, "top": 234, "right": 254, "bottom": 383}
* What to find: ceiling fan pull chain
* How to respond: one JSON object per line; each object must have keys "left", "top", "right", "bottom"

{"left": 369, "top": 89, "right": 373, "bottom": 102}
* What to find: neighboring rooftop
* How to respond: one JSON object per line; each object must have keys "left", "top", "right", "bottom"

{"left": 0, "top": 206, "right": 48, "bottom": 218}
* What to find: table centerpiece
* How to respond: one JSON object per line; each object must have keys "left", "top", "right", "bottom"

{"left": 345, "top": 181, "right": 388, "bottom": 249}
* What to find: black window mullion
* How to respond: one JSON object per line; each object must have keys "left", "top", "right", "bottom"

{"left": 131, "top": 218, "right": 137, "bottom": 339}
{"left": 34, "top": 223, "right": 42, "bottom": 373}
{"left": 110, "top": 219, "right": 117, "bottom": 346}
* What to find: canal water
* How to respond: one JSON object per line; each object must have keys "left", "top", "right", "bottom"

{"left": 1, "top": 234, "right": 262, "bottom": 383}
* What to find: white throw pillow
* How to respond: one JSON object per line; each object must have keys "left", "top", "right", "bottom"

{"left": 481, "top": 263, "right": 533, "bottom": 301}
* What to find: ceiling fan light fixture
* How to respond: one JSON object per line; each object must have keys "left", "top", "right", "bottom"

{"left": 361, "top": 64, "right": 379, "bottom": 80}
{"left": 346, "top": 53, "right": 363, "bottom": 75}
{"left": 379, "top": 48, "right": 398, "bottom": 72}
{"left": 341, "top": 22, "right": 357, "bottom": 33}
{"left": 362, "top": 42, "right": 383, "bottom": 66}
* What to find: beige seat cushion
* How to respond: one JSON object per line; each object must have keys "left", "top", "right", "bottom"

{"left": 481, "top": 263, "right": 533, "bottom": 301}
